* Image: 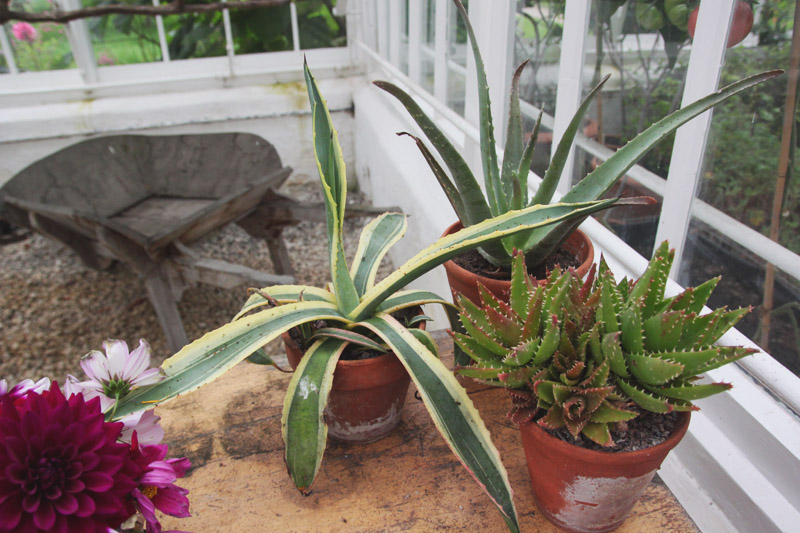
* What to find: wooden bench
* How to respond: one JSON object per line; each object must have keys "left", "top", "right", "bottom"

{"left": 0, "top": 133, "right": 305, "bottom": 352}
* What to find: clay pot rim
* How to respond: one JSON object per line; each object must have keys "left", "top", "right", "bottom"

{"left": 441, "top": 221, "right": 594, "bottom": 282}
{"left": 521, "top": 411, "right": 691, "bottom": 464}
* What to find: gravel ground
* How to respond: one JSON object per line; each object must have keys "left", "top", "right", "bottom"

{"left": 0, "top": 176, "right": 393, "bottom": 384}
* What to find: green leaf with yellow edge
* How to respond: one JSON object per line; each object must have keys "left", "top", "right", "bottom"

{"left": 283, "top": 337, "right": 346, "bottom": 493}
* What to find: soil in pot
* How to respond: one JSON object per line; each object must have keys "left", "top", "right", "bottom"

{"left": 519, "top": 412, "right": 690, "bottom": 533}
{"left": 442, "top": 221, "right": 594, "bottom": 304}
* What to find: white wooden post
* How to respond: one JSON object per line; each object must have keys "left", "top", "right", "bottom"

{"left": 408, "top": 0, "right": 423, "bottom": 83}
{"left": 377, "top": 0, "right": 389, "bottom": 59}
{"left": 433, "top": 0, "right": 449, "bottom": 103}
{"left": 654, "top": 0, "right": 735, "bottom": 276}
{"left": 388, "top": 0, "right": 401, "bottom": 67}
{"left": 0, "top": 25, "right": 18, "bottom": 74}
{"left": 290, "top": 1, "right": 302, "bottom": 51}
{"left": 152, "top": 0, "right": 170, "bottom": 62}
{"left": 553, "top": 0, "right": 591, "bottom": 195}
{"left": 56, "top": 0, "right": 98, "bottom": 84}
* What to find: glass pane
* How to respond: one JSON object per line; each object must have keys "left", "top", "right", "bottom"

{"left": 515, "top": 0, "right": 564, "bottom": 114}
{"left": 0, "top": 44, "right": 8, "bottom": 73}
{"left": 399, "top": 0, "right": 409, "bottom": 74}
{"left": 163, "top": 1, "right": 226, "bottom": 60}
{"left": 447, "top": 67, "right": 465, "bottom": 115}
{"left": 6, "top": 1, "right": 75, "bottom": 71}
{"left": 83, "top": 0, "right": 162, "bottom": 66}
{"left": 448, "top": 0, "right": 466, "bottom": 67}
{"left": 698, "top": 5, "right": 796, "bottom": 252}
{"left": 296, "top": 0, "right": 346, "bottom": 50}
{"left": 420, "top": 0, "right": 435, "bottom": 94}
{"left": 574, "top": 0, "right": 691, "bottom": 255}
{"left": 687, "top": 1, "right": 799, "bottom": 377}
{"left": 680, "top": 219, "right": 800, "bottom": 378}
{"left": 229, "top": 3, "right": 292, "bottom": 54}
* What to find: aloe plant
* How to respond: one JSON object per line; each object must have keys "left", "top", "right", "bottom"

{"left": 104, "top": 61, "right": 627, "bottom": 533}
{"left": 375, "top": 0, "right": 781, "bottom": 269}
{"left": 454, "top": 242, "right": 757, "bottom": 446}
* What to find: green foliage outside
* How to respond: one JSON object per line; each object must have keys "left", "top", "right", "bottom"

{"left": 5, "top": 0, "right": 75, "bottom": 71}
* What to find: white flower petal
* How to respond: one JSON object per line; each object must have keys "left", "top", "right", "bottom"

{"left": 123, "top": 339, "right": 151, "bottom": 380}
{"left": 0, "top": 380, "right": 7, "bottom": 396}
{"left": 119, "top": 409, "right": 164, "bottom": 445}
{"left": 130, "top": 368, "right": 162, "bottom": 388}
{"left": 104, "top": 339, "right": 129, "bottom": 379}
{"left": 81, "top": 350, "right": 110, "bottom": 382}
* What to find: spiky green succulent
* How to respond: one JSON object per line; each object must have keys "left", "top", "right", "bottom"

{"left": 454, "top": 242, "right": 756, "bottom": 446}
{"left": 376, "top": 0, "right": 779, "bottom": 269}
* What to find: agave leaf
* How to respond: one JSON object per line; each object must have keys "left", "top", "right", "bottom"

{"left": 617, "top": 379, "right": 671, "bottom": 413}
{"left": 516, "top": 108, "right": 543, "bottom": 195}
{"left": 409, "top": 328, "right": 439, "bottom": 358}
{"left": 375, "top": 290, "right": 453, "bottom": 315}
{"left": 532, "top": 74, "right": 610, "bottom": 206}
{"left": 308, "top": 327, "right": 388, "bottom": 353}
{"left": 245, "top": 348, "right": 275, "bottom": 366}
{"left": 112, "top": 300, "right": 346, "bottom": 419}
{"left": 452, "top": 0, "right": 503, "bottom": 217}
{"left": 352, "top": 198, "right": 619, "bottom": 320}
{"left": 350, "top": 213, "right": 407, "bottom": 296}
{"left": 396, "top": 132, "right": 468, "bottom": 222}
{"left": 657, "top": 382, "right": 732, "bottom": 401}
{"left": 627, "top": 353, "right": 684, "bottom": 385}
{"left": 282, "top": 337, "right": 346, "bottom": 493}
{"left": 501, "top": 61, "right": 529, "bottom": 207}
{"left": 234, "top": 285, "right": 335, "bottom": 320}
{"left": 372, "top": 80, "right": 490, "bottom": 225}
{"left": 304, "top": 60, "right": 359, "bottom": 314}
{"left": 406, "top": 314, "right": 433, "bottom": 328}
{"left": 361, "top": 315, "right": 519, "bottom": 533}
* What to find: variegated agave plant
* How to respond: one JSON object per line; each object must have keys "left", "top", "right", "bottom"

{"left": 105, "top": 62, "right": 627, "bottom": 533}
{"left": 375, "top": 0, "right": 780, "bottom": 269}
{"left": 454, "top": 243, "right": 756, "bottom": 447}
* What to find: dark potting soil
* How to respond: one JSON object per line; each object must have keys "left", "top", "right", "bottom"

{"left": 452, "top": 247, "right": 581, "bottom": 281}
{"left": 543, "top": 410, "right": 681, "bottom": 453}
{"left": 288, "top": 307, "right": 420, "bottom": 361}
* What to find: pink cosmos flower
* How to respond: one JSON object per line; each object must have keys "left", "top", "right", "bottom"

{"left": 81, "top": 339, "right": 162, "bottom": 400}
{"left": 11, "top": 22, "right": 37, "bottom": 44}
{"left": 127, "top": 434, "right": 190, "bottom": 533}
{"left": 0, "top": 383, "right": 143, "bottom": 532}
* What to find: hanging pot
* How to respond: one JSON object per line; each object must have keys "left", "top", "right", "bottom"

{"left": 519, "top": 413, "right": 690, "bottom": 533}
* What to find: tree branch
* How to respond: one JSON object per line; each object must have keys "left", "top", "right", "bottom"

{"left": 1, "top": 0, "right": 290, "bottom": 25}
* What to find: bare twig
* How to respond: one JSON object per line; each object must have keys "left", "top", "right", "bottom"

{"left": 1, "top": 0, "right": 290, "bottom": 24}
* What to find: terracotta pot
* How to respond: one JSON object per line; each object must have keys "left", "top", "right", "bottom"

{"left": 282, "top": 332, "right": 412, "bottom": 444}
{"left": 520, "top": 413, "right": 690, "bottom": 533}
{"left": 441, "top": 221, "right": 595, "bottom": 305}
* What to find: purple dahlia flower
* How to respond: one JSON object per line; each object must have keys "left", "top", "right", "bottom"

{"left": 0, "top": 384, "right": 143, "bottom": 532}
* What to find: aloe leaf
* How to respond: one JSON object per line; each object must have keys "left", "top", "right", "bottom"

{"left": 352, "top": 198, "right": 619, "bottom": 320}
{"left": 582, "top": 422, "right": 614, "bottom": 447}
{"left": 234, "top": 285, "right": 335, "bottom": 320}
{"left": 643, "top": 311, "right": 685, "bottom": 352}
{"left": 361, "top": 315, "right": 519, "bottom": 533}
{"left": 283, "top": 337, "right": 346, "bottom": 494}
{"left": 533, "top": 75, "right": 610, "bottom": 206}
{"left": 304, "top": 60, "right": 360, "bottom": 314}
{"left": 627, "top": 353, "right": 684, "bottom": 385}
{"left": 308, "top": 327, "right": 388, "bottom": 353}
{"left": 501, "top": 61, "right": 529, "bottom": 206}
{"left": 658, "top": 382, "right": 732, "bottom": 401}
{"left": 112, "top": 301, "right": 346, "bottom": 419}
{"left": 592, "top": 401, "right": 638, "bottom": 423}
{"left": 563, "top": 70, "right": 782, "bottom": 205}
{"left": 453, "top": 332, "right": 499, "bottom": 363}
{"left": 617, "top": 379, "right": 671, "bottom": 413}
{"left": 509, "top": 251, "right": 529, "bottom": 319}
{"left": 620, "top": 304, "right": 644, "bottom": 353}
{"left": 452, "top": 0, "right": 503, "bottom": 217}
{"left": 397, "top": 132, "right": 468, "bottom": 222}
{"left": 663, "top": 277, "right": 719, "bottom": 314}
{"left": 246, "top": 348, "right": 275, "bottom": 366}
{"left": 689, "top": 346, "right": 756, "bottom": 375}
{"left": 350, "top": 213, "right": 407, "bottom": 296}
{"left": 629, "top": 241, "right": 672, "bottom": 312}
{"left": 602, "top": 332, "right": 629, "bottom": 378}
{"left": 373, "top": 80, "right": 491, "bottom": 225}
{"left": 532, "top": 315, "right": 560, "bottom": 366}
